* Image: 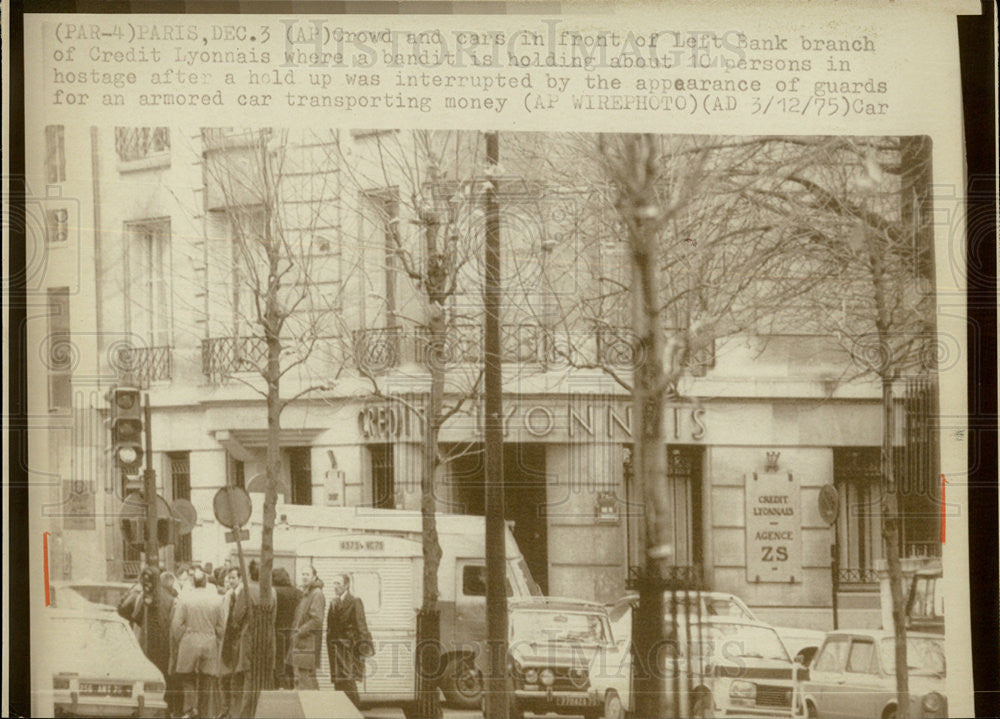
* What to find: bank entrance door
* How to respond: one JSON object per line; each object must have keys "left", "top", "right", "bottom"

{"left": 448, "top": 443, "right": 549, "bottom": 595}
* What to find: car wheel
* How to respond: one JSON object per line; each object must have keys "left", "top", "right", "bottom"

{"left": 691, "top": 689, "right": 715, "bottom": 719}
{"left": 806, "top": 700, "right": 819, "bottom": 718}
{"left": 882, "top": 706, "right": 897, "bottom": 719}
{"left": 602, "top": 691, "right": 625, "bottom": 719}
{"left": 439, "top": 656, "right": 483, "bottom": 708}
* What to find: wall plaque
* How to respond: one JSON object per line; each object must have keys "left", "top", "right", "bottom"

{"left": 745, "top": 472, "right": 801, "bottom": 583}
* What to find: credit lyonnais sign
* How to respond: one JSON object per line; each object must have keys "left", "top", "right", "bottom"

{"left": 745, "top": 472, "right": 801, "bottom": 583}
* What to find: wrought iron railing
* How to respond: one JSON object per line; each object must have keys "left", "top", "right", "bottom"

{"left": 904, "top": 541, "right": 942, "bottom": 558}
{"left": 115, "top": 127, "right": 170, "bottom": 163}
{"left": 111, "top": 344, "right": 172, "bottom": 388}
{"left": 201, "top": 336, "right": 267, "bottom": 382}
{"left": 837, "top": 566, "right": 880, "bottom": 585}
{"left": 414, "top": 325, "right": 480, "bottom": 367}
{"left": 626, "top": 564, "right": 706, "bottom": 591}
{"left": 501, "top": 323, "right": 551, "bottom": 364}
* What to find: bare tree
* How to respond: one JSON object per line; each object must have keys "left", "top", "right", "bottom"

{"left": 200, "top": 128, "right": 347, "bottom": 711}
{"left": 335, "top": 130, "right": 524, "bottom": 717}
{"left": 770, "top": 136, "right": 936, "bottom": 719}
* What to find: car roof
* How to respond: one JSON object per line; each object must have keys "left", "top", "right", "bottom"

{"left": 823, "top": 629, "right": 943, "bottom": 641}
{"left": 51, "top": 580, "right": 133, "bottom": 587}
{"left": 509, "top": 596, "right": 608, "bottom": 612}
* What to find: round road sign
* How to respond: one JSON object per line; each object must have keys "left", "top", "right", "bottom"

{"left": 213, "top": 486, "right": 252, "bottom": 529}
{"left": 171, "top": 498, "right": 198, "bottom": 535}
{"left": 818, "top": 484, "right": 839, "bottom": 525}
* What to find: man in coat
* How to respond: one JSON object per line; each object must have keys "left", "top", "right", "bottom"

{"left": 216, "top": 567, "right": 241, "bottom": 719}
{"left": 117, "top": 565, "right": 174, "bottom": 677}
{"left": 287, "top": 566, "right": 325, "bottom": 690}
{"left": 173, "top": 565, "right": 225, "bottom": 718}
{"left": 326, "top": 573, "right": 371, "bottom": 709}
{"left": 272, "top": 567, "right": 301, "bottom": 689}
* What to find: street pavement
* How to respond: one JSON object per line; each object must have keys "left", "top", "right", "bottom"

{"left": 362, "top": 707, "right": 577, "bottom": 719}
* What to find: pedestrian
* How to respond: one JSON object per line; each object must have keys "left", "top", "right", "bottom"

{"left": 325, "top": 573, "right": 372, "bottom": 709}
{"left": 175, "top": 564, "right": 193, "bottom": 596}
{"left": 287, "top": 566, "right": 324, "bottom": 690}
{"left": 173, "top": 565, "right": 224, "bottom": 718}
{"left": 216, "top": 567, "right": 241, "bottom": 719}
{"left": 117, "top": 565, "right": 174, "bottom": 678}
{"left": 273, "top": 567, "right": 301, "bottom": 689}
{"left": 232, "top": 559, "right": 276, "bottom": 718}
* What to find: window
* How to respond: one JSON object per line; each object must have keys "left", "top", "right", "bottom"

{"left": 813, "top": 637, "right": 849, "bottom": 673}
{"left": 169, "top": 452, "right": 192, "bottom": 563}
{"left": 368, "top": 444, "right": 395, "bottom": 509}
{"left": 834, "top": 448, "right": 882, "bottom": 584}
{"left": 462, "top": 565, "right": 487, "bottom": 597}
{"left": 287, "top": 447, "right": 312, "bottom": 505}
{"left": 115, "top": 127, "right": 170, "bottom": 163}
{"left": 846, "top": 639, "right": 876, "bottom": 673}
{"left": 124, "top": 219, "right": 172, "bottom": 348}
{"left": 45, "top": 125, "right": 66, "bottom": 183}
{"left": 47, "top": 287, "right": 71, "bottom": 411}
{"left": 227, "top": 454, "right": 245, "bottom": 490}
{"left": 365, "top": 190, "right": 400, "bottom": 328}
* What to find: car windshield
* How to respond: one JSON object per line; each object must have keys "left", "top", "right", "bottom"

{"left": 512, "top": 559, "right": 544, "bottom": 597}
{"left": 55, "top": 617, "right": 140, "bottom": 656}
{"left": 511, "top": 610, "right": 608, "bottom": 645}
{"left": 879, "top": 637, "right": 946, "bottom": 676}
{"left": 704, "top": 597, "right": 756, "bottom": 621}
{"left": 692, "top": 623, "right": 790, "bottom": 662}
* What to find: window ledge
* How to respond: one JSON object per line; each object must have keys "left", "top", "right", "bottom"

{"left": 117, "top": 153, "right": 171, "bottom": 173}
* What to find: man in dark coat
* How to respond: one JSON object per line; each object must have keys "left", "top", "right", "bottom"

{"left": 325, "top": 573, "right": 371, "bottom": 708}
{"left": 287, "top": 566, "right": 325, "bottom": 690}
{"left": 117, "top": 565, "right": 174, "bottom": 677}
{"left": 272, "top": 567, "right": 301, "bottom": 690}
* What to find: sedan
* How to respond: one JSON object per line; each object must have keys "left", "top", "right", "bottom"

{"left": 803, "top": 630, "right": 946, "bottom": 719}
{"left": 35, "top": 607, "right": 168, "bottom": 717}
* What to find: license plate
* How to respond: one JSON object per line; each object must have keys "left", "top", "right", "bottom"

{"left": 80, "top": 682, "right": 132, "bottom": 697}
{"left": 555, "top": 695, "right": 592, "bottom": 707}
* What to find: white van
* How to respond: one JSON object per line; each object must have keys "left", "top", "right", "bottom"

{"left": 233, "top": 506, "right": 542, "bottom": 708}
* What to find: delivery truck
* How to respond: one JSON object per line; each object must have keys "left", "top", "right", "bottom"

{"left": 231, "top": 506, "right": 543, "bottom": 708}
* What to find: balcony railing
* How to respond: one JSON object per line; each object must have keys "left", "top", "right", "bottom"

{"left": 115, "top": 127, "right": 170, "bottom": 163}
{"left": 353, "top": 328, "right": 403, "bottom": 374}
{"left": 201, "top": 336, "right": 267, "bottom": 383}
{"left": 111, "top": 344, "right": 172, "bottom": 388}
{"left": 596, "top": 326, "right": 716, "bottom": 375}
{"left": 838, "top": 566, "right": 881, "bottom": 586}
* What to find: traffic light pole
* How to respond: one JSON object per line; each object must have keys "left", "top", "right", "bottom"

{"left": 143, "top": 393, "right": 158, "bottom": 568}
{"left": 483, "top": 131, "right": 509, "bottom": 719}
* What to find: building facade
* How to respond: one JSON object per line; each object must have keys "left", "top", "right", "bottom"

{"left": 48, "top": 128, "right": 941, "bottom": 631}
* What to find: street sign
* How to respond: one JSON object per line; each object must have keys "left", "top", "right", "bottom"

{"left": 818, "top": 484, "right": 840, "bottom": 526}
{"left": 170, "top": 498, "right": 198, "bottom": 535}
{"left": 225, "top": 528, "right": 250, "bottom": 543}
{"left": 213, "top": 486, "right": 252, "bottom": 529}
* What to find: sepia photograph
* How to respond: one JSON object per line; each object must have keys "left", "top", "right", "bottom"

{"left": 24, "top": 126, "right": 951, "bottom": 719}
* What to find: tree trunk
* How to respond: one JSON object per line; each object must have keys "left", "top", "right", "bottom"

{"left": 623, "top": 133, "right": 674, "bottom": 719}
{"left": 416, "top": 298, "right": 445, "bottom": 718}
{"left": 881, "top": 378, "right": 910, "bottom": 719}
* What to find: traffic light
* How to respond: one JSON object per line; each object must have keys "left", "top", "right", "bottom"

{"left": 120, "top": 516, "right": 143, "bottom": 546}
{"left": 107, "top": 386, "right": 144, "bottom": 473}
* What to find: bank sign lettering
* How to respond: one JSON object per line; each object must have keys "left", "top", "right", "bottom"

{"left": 745, "top": 472, "right": 801, "bottom": 583}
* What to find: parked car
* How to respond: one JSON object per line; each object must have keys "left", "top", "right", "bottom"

{"left": 50, "top": 580, "right": 133, "bottom": 612}
{"left": 35, "top": 607, "right": 168, "bottom": 717}
{"left": 802, "top": 630, "right": 946, "bottom": 719}
{"left": 607, "top": 595, "right": 806, "bottom": 718}
{"left": 49, "top": 584, "right": 113, "bottom": 612}
{"left": 614, "top": 590, "right": 826, "bottom": 664}
{"left": 906, "top": 567, "right": 944, "bottom": 635}
{"left": 508, "top": 597, "right": 631, "bottom": 719}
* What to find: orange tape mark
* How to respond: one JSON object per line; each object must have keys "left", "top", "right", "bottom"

{"left": 44, "top": 531, "right": 51, "bottom": 606}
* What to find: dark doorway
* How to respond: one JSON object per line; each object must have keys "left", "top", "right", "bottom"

{"left": 368, "top": 444, "right": 395, "bottom": 509}
{"left": 448, "top": 443, "right": 549, "bottom": 594}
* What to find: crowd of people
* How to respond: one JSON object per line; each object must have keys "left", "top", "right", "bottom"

{"left": 118, "top": 559, "right": 371, "bottom": 719}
